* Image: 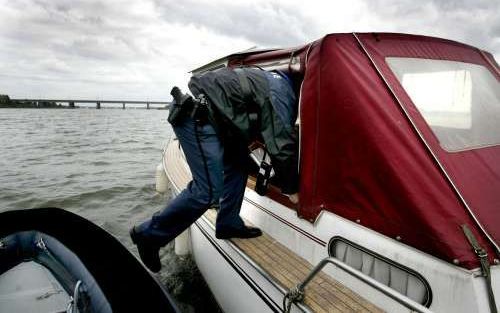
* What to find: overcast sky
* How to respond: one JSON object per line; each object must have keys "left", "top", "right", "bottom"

{"left": 1, "top": 0, "right": 499, "bottom": 101}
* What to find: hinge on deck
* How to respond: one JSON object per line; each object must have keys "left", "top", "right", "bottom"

{"left": 283, "top": 286, "right": 304, "bottom": 313}
{"left": 283, "top": 257, "right": 332, "bottom": 312}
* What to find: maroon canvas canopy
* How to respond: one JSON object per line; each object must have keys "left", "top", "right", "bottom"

{"left": 237, "top": 33, "right": 500, "bottom": 270}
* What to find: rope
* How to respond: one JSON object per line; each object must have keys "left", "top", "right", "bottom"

{"left": 282, "top": 286, "right": 304, "bottom": 313}
{"left": 66, "top": 280, "right": 83, "bottom": 313}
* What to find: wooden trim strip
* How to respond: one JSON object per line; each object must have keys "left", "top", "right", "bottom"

{"left": 194, "top": 219, "right": 283, "bottom": 313}
{"left": 244, "top": 197, "right": 327, "bottom": 247}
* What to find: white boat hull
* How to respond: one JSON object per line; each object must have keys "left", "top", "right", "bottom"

{"left": 163, "top": 142, "right": 498, "bottom": 313}
{"left": 191, "top": 216, "right": 286, "bottom": 313}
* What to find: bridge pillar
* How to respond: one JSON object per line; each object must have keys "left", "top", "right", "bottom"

{"left": 122, "top": 103, "right": 125, "bottom": 110}
{"left": 147, "top": 102, "right": 150, "bottom": 110}
{"left": 96, "top": 102, "right": 101, "bottom": 109}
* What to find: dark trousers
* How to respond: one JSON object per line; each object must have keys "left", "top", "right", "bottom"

{"left": 137, "top": 117, "right": 247, "bottom": 247}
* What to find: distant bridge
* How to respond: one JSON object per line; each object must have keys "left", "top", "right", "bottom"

{"left": 10, "top": 99, "right": 171, "bottom": 109}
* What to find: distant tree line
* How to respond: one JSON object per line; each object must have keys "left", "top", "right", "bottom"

{"left": 0, "top": 94, "right": 62, "bottom": 108}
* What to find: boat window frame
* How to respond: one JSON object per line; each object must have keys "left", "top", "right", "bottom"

{"left": 328, "top": 236, "right": 433, "bottom": 307}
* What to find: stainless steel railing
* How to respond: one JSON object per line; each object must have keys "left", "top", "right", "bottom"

{"left": 283, "top": 257, "right": 434, "bottom": 313}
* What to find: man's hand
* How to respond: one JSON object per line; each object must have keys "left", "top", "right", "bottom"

{"left": 286, "top": 193, "right": 299, "bottom": 204}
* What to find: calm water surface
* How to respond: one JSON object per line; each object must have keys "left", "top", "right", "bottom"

{"left": 0, "top": 108, "right": 220, "bottom": 313}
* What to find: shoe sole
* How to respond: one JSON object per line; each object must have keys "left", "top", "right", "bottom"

{"left": 130, "top": 227, "right": 162, "bottom": 273}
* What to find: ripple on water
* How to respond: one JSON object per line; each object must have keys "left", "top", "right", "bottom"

{"left": 65, "top": 172, "right": 86, "bottom": 179}
{"left": 49, "top": 151, "right": 76, "bottom": 158}
{"left": 90, "top": 161, "right": 112, "bottom": 166}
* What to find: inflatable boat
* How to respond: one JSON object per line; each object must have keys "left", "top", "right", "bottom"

{"left": 0, "top": 208, "right": 179, "bottom": 313}
{"left": 160, "top": 33, "right": 500, "bottom": 313}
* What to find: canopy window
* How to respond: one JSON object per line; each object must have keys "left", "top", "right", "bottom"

{"left": 387, "top": 57, "right": 500, "bottom": 152}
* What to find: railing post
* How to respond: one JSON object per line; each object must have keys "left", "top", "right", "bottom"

{"left": 96, "top": 102, "right": 101, "bottom": 109}
{"left": 69, "top": 101, "right": 75, "bottom": 108}
{"left": 147, "top": 102, "right": 150, "bottom": 110}
{"left": 122, "top": 103, "right": 125, "bottom": 109}
{"left": 284, "top": 257, "right": 434, "bottom": 313}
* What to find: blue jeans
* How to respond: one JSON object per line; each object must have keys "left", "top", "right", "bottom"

{"left": 137, "top": 117, "right": 247, "bottom": 247}
{"left": 264, "top": 71, "right": 297, "bottom": 128}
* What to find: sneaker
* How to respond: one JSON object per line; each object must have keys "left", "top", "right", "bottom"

{"left": 216, "top": 225, "right": 262, "bottom": 239}
{"left": 130, "top": 227, "right": 161, "bottom": 273}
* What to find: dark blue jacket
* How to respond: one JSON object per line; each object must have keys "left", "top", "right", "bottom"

{"left": 188, "top": 67, "right": 299, "bottom": 194}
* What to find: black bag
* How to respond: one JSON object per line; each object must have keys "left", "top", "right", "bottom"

{"left": 255, "top": 150, "right": 272, "bottom": 196}
{"left": 168, "top": 87, "right": 192, "bottom": 126}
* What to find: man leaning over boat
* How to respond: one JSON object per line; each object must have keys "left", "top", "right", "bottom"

{"left": 131, "top": 66, "right": 299, "bottom": 272}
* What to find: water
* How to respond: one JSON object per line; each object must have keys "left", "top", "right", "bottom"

{"left": 0, "top": 108, "right": 221, "bottom": 313}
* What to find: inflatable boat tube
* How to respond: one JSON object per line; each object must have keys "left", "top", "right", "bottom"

{"left": 0, "top": 208, "right": 179, "bottom": 313}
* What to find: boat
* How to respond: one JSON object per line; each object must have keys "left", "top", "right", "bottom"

{"left": 159, "top": 32, "right": 500, "bottom": 313}
{"left": 0, "top": 207, "right": 179, "bottom": 313}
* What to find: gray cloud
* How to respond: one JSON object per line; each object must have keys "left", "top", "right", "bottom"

{"left": 0, "top": 0, "right": 498, "bottom": 100}
{"left": 153, "top": 0, "right": 320, "bottom": 47}
{"left": 0, "top": 0, "right": 177, "bottom": 98}
{"left": 365, "top": 0, "right": 500, "bottom": 53}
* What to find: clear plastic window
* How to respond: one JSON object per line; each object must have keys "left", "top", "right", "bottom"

{"left": 386, "top": 57, "right": 500, "bottom": 152}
